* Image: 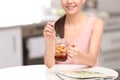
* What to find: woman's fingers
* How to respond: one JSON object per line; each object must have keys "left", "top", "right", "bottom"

{"left": 47, "top": 22, "right": 55, "bottom": 27}
{"left": 68, "top": 49, "right": 78, "bottom": 56}
{"left": 44, "top": 23, "right": 54, "bottom": 32}
{"left": 67, "top": 45, "right": 79, "bottom": 58}
{"left": 43, "top": 22, "right": 55, "bottom": 36}
{"left": 44, "top": 25, "right": 54, "bottom": 34}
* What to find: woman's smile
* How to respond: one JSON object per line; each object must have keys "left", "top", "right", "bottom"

{"left": 66, "top": 5, "right": 76, "bottom": 11}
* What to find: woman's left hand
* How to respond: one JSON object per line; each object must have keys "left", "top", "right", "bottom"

{"left": 67, "top": 44, "right": 81, "bottom": 59}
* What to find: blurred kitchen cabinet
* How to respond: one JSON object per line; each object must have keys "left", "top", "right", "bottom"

{"left": 100, "top": 31, "right": 120, "bottom": 70}
{"left": 22, "top": 23, "right": 45, "bottom": 65}
{"left": 0, "top": 27, "right": 23, "bottom": 68}
{"left": 99, "top": 16, "right": 120, "bottom": 70}
{"left": 98, "top": 0, "right": 120, "bottom": 13}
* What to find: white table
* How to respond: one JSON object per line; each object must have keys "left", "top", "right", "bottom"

{"left": 0, "top": 64, "right": 118, "bottom": 80}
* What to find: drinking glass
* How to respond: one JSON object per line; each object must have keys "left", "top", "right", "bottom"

{"left": 55, "top": 37, "right": 67, "bottom": 61}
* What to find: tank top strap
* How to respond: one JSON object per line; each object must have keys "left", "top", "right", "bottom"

{"left": 86, "top": 17, "right": 97, "bottom": 31}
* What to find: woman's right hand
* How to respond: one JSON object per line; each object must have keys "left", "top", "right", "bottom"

{"left": 43, "top": 22, "right": 56, "bottom": 42}
{"left": 43, "top": 22, "right": 56, "bottom": 68}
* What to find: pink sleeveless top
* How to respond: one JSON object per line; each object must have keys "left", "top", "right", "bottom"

{"left": 57, "top": 17, "right": 98, "bottom": 65}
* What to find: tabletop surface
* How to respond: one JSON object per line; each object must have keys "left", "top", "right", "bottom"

{"left": 0, "top": 64, "right": 118, "bottom": 80}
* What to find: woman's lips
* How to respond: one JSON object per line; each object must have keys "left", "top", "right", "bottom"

{"left": 66, "top": 6, "right": 76, "bottom": 11}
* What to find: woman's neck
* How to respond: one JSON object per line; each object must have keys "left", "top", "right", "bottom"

{"left": 65, "top": 12, "right": 85, "bottom": 25}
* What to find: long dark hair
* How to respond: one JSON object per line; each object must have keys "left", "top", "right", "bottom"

{"left": 55, "top": 15, "right": 66, "bottom": 38}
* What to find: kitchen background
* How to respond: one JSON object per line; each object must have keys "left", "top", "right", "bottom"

{"left": 0, "top": 0, "right": 120, "bottom": 79}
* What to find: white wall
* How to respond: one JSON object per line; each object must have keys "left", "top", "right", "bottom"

{"left": 0, "top": 0, "right": 51, "bottom": 27}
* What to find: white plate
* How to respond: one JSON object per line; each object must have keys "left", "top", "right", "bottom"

{"left": 49, "top": 64, "right": 87, "bottom": 71}
{"left": 56, "top": 66, "right": 119, "bottom": 79}
{"left": 88, "top": 66, "right": 118, "bottom": 79}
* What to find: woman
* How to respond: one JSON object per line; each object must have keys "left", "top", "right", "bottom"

{"left": 43, "top": 0, "right": 104, "bottom": 68}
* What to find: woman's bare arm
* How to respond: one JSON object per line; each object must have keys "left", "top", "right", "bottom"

{"left": 43, "top": 22, "right": 56, "bottom": 68}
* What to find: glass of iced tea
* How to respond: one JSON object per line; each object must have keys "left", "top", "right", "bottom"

{"left": 55, "top": 38, "right": 67, "bottom": 61}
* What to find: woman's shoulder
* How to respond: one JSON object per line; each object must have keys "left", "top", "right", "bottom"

{"left": 88, "top": 16, "right": 103, "bottom": 22}
{"left": 92, "top": 16, "right": 104, "bottom": 32}
{"left": 95, "top": 17, "right": 103, "bottom": 24}
{"left": 95, "top": 17, "right": 104, "bottom": 27}
{"left": 84, "top": 15, "right": 103, "bottom": 24}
